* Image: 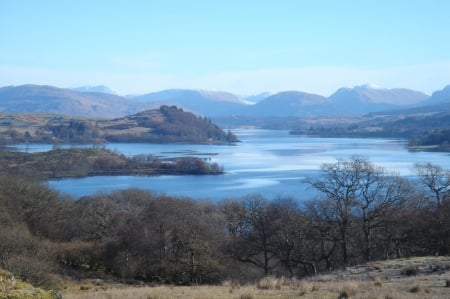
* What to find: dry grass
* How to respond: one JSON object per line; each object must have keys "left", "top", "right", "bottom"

{"left": 61, "top": 256, "right": 450, "bottom": 299}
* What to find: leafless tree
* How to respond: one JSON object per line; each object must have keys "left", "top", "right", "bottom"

{"left": 415, "top": 162, "right": 450, "bottom": 206}
{"left": 308, "top": 156, "right": 411, "bottom": 263}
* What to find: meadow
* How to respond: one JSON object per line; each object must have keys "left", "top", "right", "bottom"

{"left": 62, "top": 256, "right": 450, "bottom": 299}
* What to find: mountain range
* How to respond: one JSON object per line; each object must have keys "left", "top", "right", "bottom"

{"left": 0, "top": 83, "right": 448, "bottom": 120}
{"left": 0, "top": 84, "right": 148, "bottom": 118}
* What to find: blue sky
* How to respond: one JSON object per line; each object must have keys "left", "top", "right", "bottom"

{"left": 1, "top": 0, "right": 450, "bottom": 96}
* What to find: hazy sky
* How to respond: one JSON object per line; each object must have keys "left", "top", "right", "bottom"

{"left": 1, "top": 0, "right": 450, "bottom": 96}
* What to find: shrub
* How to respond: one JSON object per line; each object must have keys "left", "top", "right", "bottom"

{"left": 401, "top": 266, "right": 418, "bottom": 276}
{"left": 374, "top": 280, "right": 383, "bottom": 287}
{"left": 409, "top": 285, "right": 422, "bottom": 293}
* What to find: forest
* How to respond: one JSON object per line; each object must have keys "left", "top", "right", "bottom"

{"left": 0, "top": 157, "right": 449, "bottom": 290}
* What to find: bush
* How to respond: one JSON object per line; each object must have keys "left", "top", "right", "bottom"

{"left": 401, "top": 265, "right": 418, "bottom": 276}
{"left": 409, "top": 285, "right": 422, "bottom": 293}
{"left": 0, "top": 226, "right": 57, "bottom": 288}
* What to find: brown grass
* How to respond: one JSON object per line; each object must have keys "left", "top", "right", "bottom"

{"left": 61, "top": 256, "right": 450, "bottom": 299}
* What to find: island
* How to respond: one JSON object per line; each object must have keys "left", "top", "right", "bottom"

{"left": 0, "top": 147, "right": 224, "bottom": 179}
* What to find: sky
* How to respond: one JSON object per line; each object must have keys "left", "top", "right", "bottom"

{"left": 1, "top": 0, "right": 450, "bottom": 96}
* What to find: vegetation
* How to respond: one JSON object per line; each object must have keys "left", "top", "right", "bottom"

{"left": 0, "top": 157, "right": 450, "bottom": 297}
{"left": 290, "top": 112, "right": 450, "bottom": 151}
{"left": 0, "top": 269, "right": 61, "bottom": 298}
{"left": 61, "top": 257, "right": 450, "bottom": 298}
{"left": 0, "top": 105, "right": 238, "bottom": 145}
{"left": 0, "top": 147, "right": 224, "bottom": 178}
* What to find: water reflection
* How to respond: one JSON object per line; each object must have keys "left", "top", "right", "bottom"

{"left": 11, "top": 129, "right": 449, "bottom": 200}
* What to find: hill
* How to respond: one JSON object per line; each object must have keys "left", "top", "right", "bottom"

{"left": 0, "top": 84, "right": 145, "bottom": 118}
{"left": 1, "top": 84, "right": 449, "bottom": 123}
{"left": 0, "top": 105, "right": 238, "bottom": 145}
{"left": 133, "top": 89, "right": 249, "bottom": 116}
{"left": 421, "top": 85, "right": 450, "bottom": 105}
{"left": 329, "top": 84, "right": 429, "bottom": 114}
{"left": 243, "top": 91, "right": 331, "bottom": 117}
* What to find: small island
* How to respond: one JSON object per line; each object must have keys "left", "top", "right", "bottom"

{"left": 0, "top": 147, "right": 224, "bottom": 179}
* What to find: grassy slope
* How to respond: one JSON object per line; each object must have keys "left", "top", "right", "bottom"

{"left": 0, "top": 269, "right": 60, "bottom": 299}
{"left": 61, "top": 256, "right": 450, "bottom": 299}
{"left": 0, "top": 106, "right": 238, "bottom": 145}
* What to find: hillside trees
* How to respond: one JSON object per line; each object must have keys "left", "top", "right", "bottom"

{"left": 308, "top": 157, "right": 413, "bottom": 263}
{"left": 221, "top": 196, "right": 281, "bottom": 276}
{"left": 415, "top": 162, "right": 450, "bottom": 254}
{"left": 2, "top": 159, "right": 450, "bottom": 287}
{"left": 415, "top": 162, "right": 450, "bottom": 206}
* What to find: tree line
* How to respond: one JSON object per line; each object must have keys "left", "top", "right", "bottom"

{"left": 0, "top": 157, "right": 449, "bottom": 288}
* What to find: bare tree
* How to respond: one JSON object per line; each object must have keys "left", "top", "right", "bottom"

{"left": 222, "top": 195, "right": 280, "bottom": 276}
{"left": 308, "top": 156, "right": 411, "bottom": 264}
{"left": 415, "top": 163, "right": 450, "bottom": 254}
{"left": 307, "top": 157, "right": 363, "bottom": 265}
{"left": 415, "top": 162, "right": 450, "bottom": 206}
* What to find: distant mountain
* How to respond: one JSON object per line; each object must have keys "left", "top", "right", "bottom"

{"left": 72, "top": 85, "right": 118, "bottom": 95}
{"left": 1, "top": 83, "right": 447, "bottom": 121}
{"left": 419, "top": 85, "right": 450, "bottom": 105}
{"left": 133, "top": 89, "right": 249, "bottom": 116}
{"left": 0, "top": 84, "right": 145, "bottom": 118}
{"left": 369, "top": 85, "right": 450, "bottom": 116}
{"left": 243, "top": 91, "right": 331, "bottom": 117}
{"left": 329, "top": 84, "right": 429, "bottom": 114}
{"left": 241, "top": 92, "right": 272, "bottom": 104}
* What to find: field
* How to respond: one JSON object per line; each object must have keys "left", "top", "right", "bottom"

{"left": 61, "top": 256, "right": 450, "bottom": 299}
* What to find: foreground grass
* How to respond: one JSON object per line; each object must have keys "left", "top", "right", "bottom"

{"left": 0, "top": 269, "right": 61, "bottom": 299}
{"left": 62, "top": 256, "right": 450, "bottom": 299}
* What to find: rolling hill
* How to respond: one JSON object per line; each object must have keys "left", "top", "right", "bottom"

{"left": 0, "top": 105, "right": 238, "bottom": 145}
{"left": 329, "top": 84, "right": 429, "bottom": 114}
{"left": 1, "top": 84, "right": 449, "bottom": 121}
{"left": 133, "top": 89, "right": 249, "bottom": 116}
{"left": 242, "top": 91, "right": 331, "bottom": 117}
{"left": 0, "top": 84, "right": 145, "bottom": 118}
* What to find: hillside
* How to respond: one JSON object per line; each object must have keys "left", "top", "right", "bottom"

{"left": 61, "top": 256, "right": 450, "bottom": 299}
{"left": 329, "top": 84, "right": 429, "bottom": 114}
{"left": 0, "top": 269, "right": 60, "bottom": 299}
{"left": 0, "top": 84, "right": 145, "bottom": 118}
{"left": 243, "top": 91, "right": 331, "bottom": 117}
{"left": 421, "top": 85, "right": 450, "bottom": 105}
{"left": 1, "top": 84, "right": 449, "bottom": 123}
{"left": 0, "top": 105, "right": 238, "bottom": 145}
{"left": 133, "top": 89, "right": 249, "bottom": 116}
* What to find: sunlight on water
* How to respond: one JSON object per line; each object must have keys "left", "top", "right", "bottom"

{"left": 39, "top": 129, "right": 450, "bottom": 201}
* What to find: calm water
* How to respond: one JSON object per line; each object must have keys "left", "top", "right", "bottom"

{"left": 13, "top": 130, "right": 450, "bottom": 201}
